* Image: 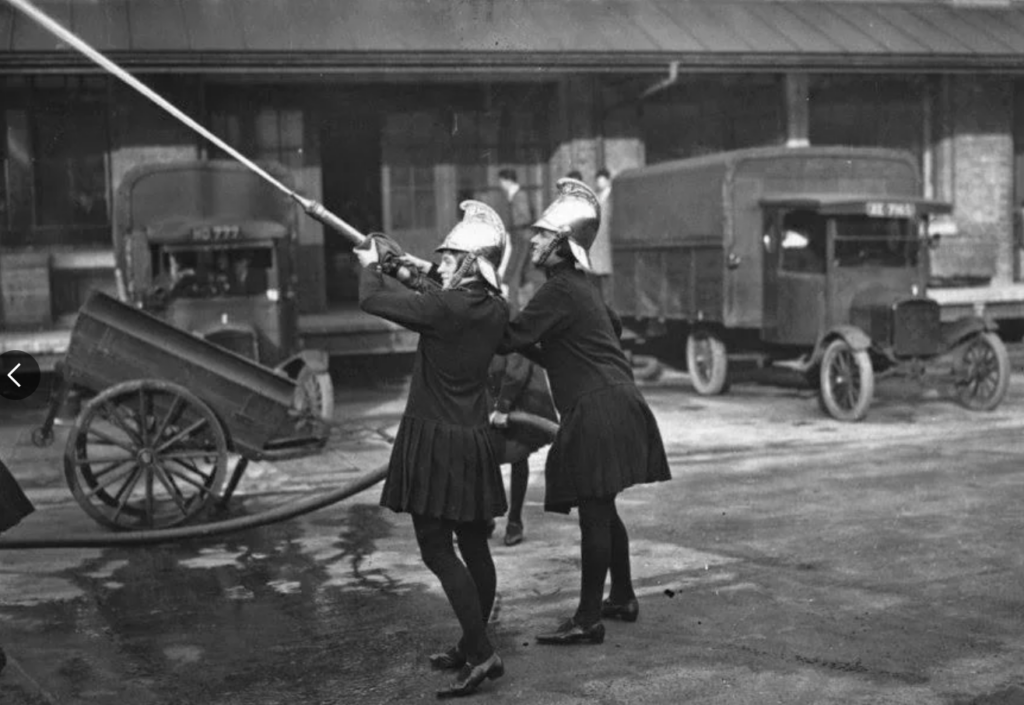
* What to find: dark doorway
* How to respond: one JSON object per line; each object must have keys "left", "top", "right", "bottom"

{"left": 321, "top": 106, "right": 382, "bottom": 304}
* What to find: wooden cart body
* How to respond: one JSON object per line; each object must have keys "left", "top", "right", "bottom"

{"left": 37, "top": 290, "right": 328, "bottom": 531}
{"left": 64, "top": 290, "right": 314, "bottom": 459}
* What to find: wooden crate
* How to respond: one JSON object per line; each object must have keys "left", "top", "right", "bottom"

{"left": 0, "top": 252, "right": 52, "bottom": 329}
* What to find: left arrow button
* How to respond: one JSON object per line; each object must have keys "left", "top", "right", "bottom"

{"left": 0, "top": 351, "right": 41, "bottom": 401}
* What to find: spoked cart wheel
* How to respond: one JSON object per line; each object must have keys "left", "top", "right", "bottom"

{"left": 818, "top": 338, "right": 875, "bottom": 422}
{"left": 954, "top": 331, "right": 1010, "bottom": 411}
{"left": 64, "top": 379, "right": 228, "bottom": 530}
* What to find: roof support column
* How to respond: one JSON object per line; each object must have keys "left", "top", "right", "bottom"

{"left": 785, "top": 72, "right": 809, "bottom": 148}
{"left": 549, "top": 76, "right": 600, "bottom": 184}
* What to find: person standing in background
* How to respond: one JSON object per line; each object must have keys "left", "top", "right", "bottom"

{"left": 487, "top": 325, "right": 559, "bottom": 547}
{"left": 590, "top": 168, "right": 614, "bottom": 304}
{"left": 498, "top": 168, "right": 538, "bottom": 310}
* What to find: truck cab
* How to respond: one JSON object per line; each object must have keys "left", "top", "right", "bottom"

{"left": 760, "top": 195, "right": 948, "bottom": 356}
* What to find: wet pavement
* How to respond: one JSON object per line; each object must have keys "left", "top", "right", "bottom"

{"left": 2, "top": 367, "right": 1024, "bottom": 704}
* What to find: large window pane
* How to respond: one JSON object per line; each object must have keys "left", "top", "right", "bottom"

{"left": 32, "top": 86, "right": 110, "bottom": 230}
{"left": 809, "top": 76, "right": 924, "bottom": 161}
{"left": 391, "top": 190, "right": 412, "bottom": 230}
{"left": 414, "top": 188, "right": 436, "bottom": 229}
{"left": 642, "top": 75, "right": 785, "bottom": 164}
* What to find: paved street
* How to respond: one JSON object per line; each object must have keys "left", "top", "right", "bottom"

{"left": 2, "top": 366, "right": 1024, "bottom": 704}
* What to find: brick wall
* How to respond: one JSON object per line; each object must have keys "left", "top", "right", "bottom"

{"left": 931, "top": 75, "right": 1014, "bottom": 284}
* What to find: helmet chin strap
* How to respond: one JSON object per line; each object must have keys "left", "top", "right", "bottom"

{"left": 445, "top": 252, "right": 479, "bottom": 290}
{"left": 535, "top": 233, "right": 566, "bottom": 269}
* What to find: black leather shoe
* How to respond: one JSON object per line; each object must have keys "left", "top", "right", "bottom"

{"left": 601, "top": 597, "right": 639, "bottom": 623}
{"left": 428, "top": 646, "right": 466, "bottom": 671}
{"left": 436, "top": 652, "right": 504, "bottom": 698}
{"left": 503, "top": 521, "right": 524, "bottom": 546}
{"left": 535, "top": 618, "right": 605, "bottom": 645}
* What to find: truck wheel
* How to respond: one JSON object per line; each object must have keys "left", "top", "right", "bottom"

{"left": 955, "top": 331, "right": 1010, "bottom": 411}
{"left": 296, "top": 368, "right": 335, "bottom": 421}
{"left": 686, "top": 331, "right": 729, "bottom": 395}
{"left": 630, "top": 354, "right": 663, "bottom": 382}
{"left": 818, "top": 338, "right": 874, "bottom": 421}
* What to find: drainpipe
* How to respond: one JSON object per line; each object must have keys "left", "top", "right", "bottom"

{"left": 641, "top": 61, "right": 680, "bottom": 101}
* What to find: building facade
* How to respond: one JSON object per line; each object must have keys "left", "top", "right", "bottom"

{"left": 2, "top": 0, "right": 1024, "bottom": 354}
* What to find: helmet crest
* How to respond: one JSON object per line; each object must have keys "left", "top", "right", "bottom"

{"left": 532, "top": 178, "right": 601, "bottom": 271}
{"left": 435, "top": 199, "right": 508, "bottom": 291}
{"left": 554, "top": 178, "right": 600, "bottom": 213}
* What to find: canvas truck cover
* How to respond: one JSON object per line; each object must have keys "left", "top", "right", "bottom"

{"left": 609, "top": 146, "right": 922, "bottom": 328}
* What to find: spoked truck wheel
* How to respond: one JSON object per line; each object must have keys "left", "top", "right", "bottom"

{"left": 686, "top": 330, "right": 730, "bottom": 395}
{"left": 64, "top": 379, "right": 227, "bottom": 531}
{"left": 295, "top": 367, "right": 335, "bottom": 421}
{"left": 818, "top": 338, "right": 874, "bottom": 421}
{"left": 954, "top": 331, "right": 1010, "bottom": 411}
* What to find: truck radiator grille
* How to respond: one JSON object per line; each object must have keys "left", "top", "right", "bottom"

{"left": 203, "top": 330, "right": 259, "bottom": 361}
{"left": 892, "top": 299, "right": 940, "bottom": 358}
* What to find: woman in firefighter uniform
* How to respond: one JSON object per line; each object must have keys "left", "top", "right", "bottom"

{"left": 499, "top": 178, "right": 671, "bottom": 645}
{"left": 356, "top": 201, "right": 510, "bottom": 698}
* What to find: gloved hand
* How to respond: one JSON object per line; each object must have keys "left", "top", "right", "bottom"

{"left": 354, "top": 237, "right": 380, "bottom": 268}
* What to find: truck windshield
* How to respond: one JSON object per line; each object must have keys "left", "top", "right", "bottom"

{"left": 156, "top": 244, "right": 274, "bottom": 298}
{"left": 833, "top": 216, "right": 918, "bottom": 268}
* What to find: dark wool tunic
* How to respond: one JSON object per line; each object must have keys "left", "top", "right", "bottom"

{"left": 359, "top": 264, "right": 510, "bottom": 522}
{"left": 0, "top": 458, "right": 34, "bottom": 534}
{"left": 500, "top": 263, "right": 671, "bottom": 513}
{"left": 487, "top": 352, "right": 559, "bottom": 464}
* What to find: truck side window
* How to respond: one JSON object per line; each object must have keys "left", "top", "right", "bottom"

{"left": 780, "top": 210, "right": 826, "bottom": 275}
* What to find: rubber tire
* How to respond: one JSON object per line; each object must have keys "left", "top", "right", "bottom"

{"left": 296, "top": 367, "right": 335, "bottom": 421}
{"left": 955, "top": 331, "right": 1010, "bottom": 412}
{"left": 818, "top": 338, "right": 874, "bottom": 422}
{"left": 686, "top": 330, "right": 729, "bottom": 395}
{"left": 631, "top": 354, "right": 663, "bottom": 382}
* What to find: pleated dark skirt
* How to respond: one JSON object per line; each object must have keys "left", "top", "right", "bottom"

{"left": 0, "top": 459, "right": 34, "bottom": 534}
{"left": 380, "top": 416, "right": 508, "bottom": 523}
{"left": 544, "top": 382, "right": 671, "bottom": 514}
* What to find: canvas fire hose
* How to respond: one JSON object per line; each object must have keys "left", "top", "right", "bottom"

{"left": 2, "top": 0, "right": 366, "bottom": 247}
{"left": 0, "top": 412, "right": 558, "bottom": 549}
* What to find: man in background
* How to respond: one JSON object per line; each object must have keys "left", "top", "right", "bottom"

{"left": 498, "top": 168, "right": 538, "bottom": 309}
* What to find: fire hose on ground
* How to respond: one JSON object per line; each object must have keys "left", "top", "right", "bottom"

{"left": 0, "top": 412, "right": 558, "bottom": 551}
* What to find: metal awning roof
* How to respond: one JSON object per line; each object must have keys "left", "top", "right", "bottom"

{"left": 3, "top": 0, "right": 1024, "bottom": 73}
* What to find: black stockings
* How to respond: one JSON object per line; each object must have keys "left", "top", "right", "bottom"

{"left": 574, "top": 495, "right": 636, "bottom": 627}
{"left": 412, "top": 514, "right": 496, "bottom": 663}
{"left": 507, "top": 459, "right": 529, "bottom": 525}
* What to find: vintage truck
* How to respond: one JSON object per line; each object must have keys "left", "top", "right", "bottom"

{"left": 113, "top": 160, "right": 334, "bottom": 420}
{"left": 609, "top": 146, "right": 1009, "bottom": 421}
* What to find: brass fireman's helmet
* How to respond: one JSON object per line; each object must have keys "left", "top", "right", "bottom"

{"left": 533, "top": 178, "right": 601, "bottom": 270}
{"left": 436, "top": 200, "right": 508, "bottom": 291}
